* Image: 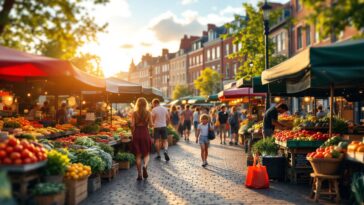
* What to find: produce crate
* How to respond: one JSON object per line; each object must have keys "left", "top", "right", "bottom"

{"left": 276, "top": 140, "right": 324, "bottom": 148}
{"left": 118, "top": 161, "right": 130, "bottom": 170}
{"left": 100, "top": 169, "right": 113, "bottom": 182}
{"left": 65, "top": 177, "right": 88, "bottom": 205}
{"left": 346, "top": 152, "right": 364, "bottom": 164}
{"left": 87, "top": 175, "right": 101, "bottom": 193}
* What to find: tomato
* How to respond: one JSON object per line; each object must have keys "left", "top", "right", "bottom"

{"left": 13, "top": 145, "right": 24, "bottom": 152}
{"left": 324, "top": 153, "right": 332, "bottom": 158}
{"left": 10, "top": 152, "right": 21, "bottom": 160}
{"left": 7, "top": 138, "right": 18, "bottom": 147}
{"left": 5, "top": 146, "right": 14, "bottom": 154}
{"left": 0, "top": 150, "right": 6, "bottom": 159}
{"left": 0, "top": 143, "right": 6, "bottom": 149}
{"left": 314, "top": 153, "right": 324, "bottom": 158}
{"left": 14, "top": 159, "right": 22, "bottom": 165}
{"left": 27, "top": 144, "right": 35, "bottom": 152}
{"left": 21, "top": 150, "right": 31, "bottom": 158}
{"left": 2, "top": 157, "right": 12, "bottom": 164}
{"left": 30, "top": 156, "right": 38, "bottom": 163}
{"left": 23, "top": 158, "right": 32, "bottom": 164}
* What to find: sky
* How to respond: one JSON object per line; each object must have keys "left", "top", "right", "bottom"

{"left": 81, "top": 0, "right": 288, "bottom": 77}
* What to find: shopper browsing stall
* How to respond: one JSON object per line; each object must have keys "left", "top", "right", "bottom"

{"left": 217, "top": 105, "right": 229, "bottom": 145}
{"left": 262, "top": 103, "right": 289, "bottom": 138}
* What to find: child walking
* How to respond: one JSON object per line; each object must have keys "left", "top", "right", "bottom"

{"left": 196, "top": 114, "right": 213, "bottom": 167}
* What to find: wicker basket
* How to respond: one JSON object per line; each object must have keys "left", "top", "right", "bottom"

{"left": 307, "top": 157, "right": 342, "bottom": 175}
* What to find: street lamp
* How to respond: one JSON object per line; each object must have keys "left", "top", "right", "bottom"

{"left": 262, "top": 0, "right": 272, "bottom": 109}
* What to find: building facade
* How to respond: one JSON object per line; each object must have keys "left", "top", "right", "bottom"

{"left": 152, "top": 49, "right": 174, "bottom": 98}
{"left": 188, "top": 34, "right": 207, "bottom": 96}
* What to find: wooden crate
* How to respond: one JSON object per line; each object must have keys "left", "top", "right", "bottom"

{"left": 87, "top": 175, "right": 101, "bottom": 193}
{"left": 64, "top": 177, "right": 88, "bottom": 205}
{"left": 118, "top": 161, "right": 130, "bottom": 170}
{"left": 100, "top": 169, "right": 113, "bottom": 182}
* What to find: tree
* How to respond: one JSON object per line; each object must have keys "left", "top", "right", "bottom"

{"left": 71, "top": 53, "right": 104, "bottom": 77}
{"left": 223, "top": 3, "right": 288, "bottom": 80}
{"left": 194, "top": 68, "right": 221, "bottom": 97}
{"left": 302, "top": 0, "right": 364, "bottom": 39}
{"left": 0, "top": 0, "right": 108, "bottom": 60}
{"left": 172, "top": 84, "right": 192, "bottom": 100}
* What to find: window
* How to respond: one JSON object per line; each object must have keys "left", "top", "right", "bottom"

{"left": 315, "top": 29, "right": 320, "bottom": 43}
{"left": 297, "top": 26, "right": 303, "bottom": 49}
{"left": 225, "top": 44, "right": 229, "bottom": 56}
{"left": 217, "top": 64, "right": 220, "bottom": 72}
{"left": 192, "top": 57, "right": 195, "bottom": 65}
{"left": 216, "top": 46, "right": 220, "bottom": 58}
{"left": 234, "top": 64, "right": 237, "bottom": 75}
{"left": 281, "top": 32, "right": 286, "bottom": 50}
{"left": 306, "top": 25, "right": 311, "bottom": 46}
{"left": 212, "top": 47, "right": 215, "bottom": 59}
{"left": 226, "top": 63, "right": 229, "bottom": 79}
{"left": 196, "top": 56, "right": 199, "bottom": 64}
{"left": 238, "top": 42, "right": 242, "bottom": 51}
{"left": 212, "top": 65, "right": 216, "bottom": 70}
{"left": 189, "top": 58, "right": 192, "bottom": 66}
{"left": 233, "top": 44, "right": 237, "bottom": 53}
{"left": 207, "top": 50, "right": 211, "bottom": 60}
{"left": 277, "top": 34, "right": 282, "bottom": 52}
{"left": 200, "top": 55, "right": 203, "bottom": 64}
{"left": 296, "top": 0, "right": 301, "bottom": 11}
{"left": 208, "top": 30, "right": 215, "bottom": 41}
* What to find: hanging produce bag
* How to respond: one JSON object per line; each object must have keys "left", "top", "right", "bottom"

{"left": 245, "top": 157, "right": 269, "bottom": 189}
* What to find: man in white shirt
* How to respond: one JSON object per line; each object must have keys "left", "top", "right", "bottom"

{"left": 152, "top": 99, "right": 170, "bottom": 161}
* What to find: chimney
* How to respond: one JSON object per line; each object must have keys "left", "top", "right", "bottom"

{"left": 162, "top": 48, "right": 169, "bottom": 57}
{"left": 202, "top": 31, "right": 208, "bottom": 36}
{"left": 207, "top": 24, "right": 216, "bottom": 31}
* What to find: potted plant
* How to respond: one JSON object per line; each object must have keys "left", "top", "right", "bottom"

{"left": 44, "top": 149, "right": 70, "bottom": 183}
{"left": 167, "top": 126, "right": 180, "bottom": 145}
{"left": 252, "top": 137, "right": 285, "bottom": 181}
{"left": 114, "top": 152, "right": 135, "bottom": 170}
{"left": 32, "top": 183, "right": 65, "bottom": 205}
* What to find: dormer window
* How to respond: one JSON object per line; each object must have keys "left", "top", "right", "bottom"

{"left": 208, "top": 30, "right": 215, "bottom": 41}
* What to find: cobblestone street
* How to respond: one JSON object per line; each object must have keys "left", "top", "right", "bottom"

{"left": 82, "top": 139, "right": 322, "bottom": 205}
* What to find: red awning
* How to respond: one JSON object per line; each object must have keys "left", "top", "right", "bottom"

{"left": 218, "top": 87, "right": 266, "bottom": 100}
{"left": 0, "top": 45, "right": 74, "bottom": 80}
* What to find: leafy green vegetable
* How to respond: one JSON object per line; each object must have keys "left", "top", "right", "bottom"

{"left": 32, "top": 183, "right": 65, "bottom": 196}
{"left": 115, "top": 152, "right": 135, "bottom": 165}
{"left": 252, "top": 137, "right": 278, "bottom": 156}
{"left": 75, "top": 137, "right": 96, "bottom": 147}
{"left": 74, "top": 150, "right": 106, "bottom": 174}
{"left": 321, "top": 136, "right": 342, "bottom": 148}
{"left": 97, "top": 143, "right": 114, "bottom": 156}
{"left": 81, "top": 124, "right": 100, "bottom": 134}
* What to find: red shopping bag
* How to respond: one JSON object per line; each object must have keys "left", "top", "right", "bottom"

{"left": 245, "top": 157, "right": 269, "bottom": 189}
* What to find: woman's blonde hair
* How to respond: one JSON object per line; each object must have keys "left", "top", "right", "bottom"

{"left": 134, "top": 97, "right": 150, "bottom": 123}
{"left": 200, "top": 113, "right": 209, "bottom": 121}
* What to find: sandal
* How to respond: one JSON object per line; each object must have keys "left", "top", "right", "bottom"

{"left": 137, "top": 175, "right": 142, "bottom": 181}
{"left": 143, "top": 166, "right": 148, "bottom": 179}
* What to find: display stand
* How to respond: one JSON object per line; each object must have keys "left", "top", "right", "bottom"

{"left": 278, "top": 145, "right": 317, "bottom": 184}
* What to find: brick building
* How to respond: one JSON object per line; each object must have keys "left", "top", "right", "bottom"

{"left": 152, "top": 49, "right": 175, "bottom": 98}
{"left": 270, "top": 2, "right": 291, "bottom": 57}
{"left": 128, "top": 54, "right": 156, "bottom": 88}
{"left": 170, "top": 35, "right": 199, "bottom": 97}
{"left": 188, "top": 33, "right": 207, "bottom": 96}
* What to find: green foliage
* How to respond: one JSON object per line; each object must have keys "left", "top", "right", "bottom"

{"left": 71, "top": 53, "right": 104, "bottom": 77}
{"left": 0, "top": 0, "right": 108, "bottom": 76}
{"left": 115, "top": 152, "right": 135, "bottom": 165}
{"left": 172, "top": 84, "right": 192, "bottom": 100}
{"left": 3, "top": 121, "right": 21, "bottom": 129}
{"left": 252, "top": 137, "right": 278, "bottom": 156}
{"left": 302, "top": 0, "right": 364, "bottom": 39}
{"left": 75, "top": 137, "right": 96, "bottom": 147}
{"left": 194, "top": 68, "right": 221, "bottom": 97}
{"left": 97, "top": 143, "right": 114, "bottom": 157}
{"left": 223, "top": 3, "right": 288, "bottom": 80}
{"left": 81, "top": 124, "right": 100, "bottom": 134}
{"left": 74, "top": 150, "right": 106, "bottom": 174}
{"left": 167, "top": 126, "right": 180, "bottom": 141}
{"left": 32, "top": 183, "right": 65, "bottom": 196}
{"left": 44, "top": 149, "right": 70, "bottom": 176}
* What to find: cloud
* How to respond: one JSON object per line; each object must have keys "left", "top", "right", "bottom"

{"left": 219, "top": 6, "right": 245, "bottom": 16}
{"left": 120, "top": 44, "right": 134, "bottom": 49}
{"left": 181, "top": 0, "right": 198, "bottom": 5}
{"left": 149, "top": 11, "right": 204, "bottom": 42}
{"left": 140, "top": 42, "right": 152, "bottom": 47}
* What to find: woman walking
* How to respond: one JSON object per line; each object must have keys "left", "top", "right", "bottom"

{"left": 196, "top": 114, "right": 214, "bottom": 167}
{"left": 193, "top": 107, "right": 200, "bottom": 143}
{"left": 131, "top": 97, "right": 153, "bottom": 181}
{"left": 170, "top": 105, "right": 179, "bottom": 131}
{"left": 229, "top": 106, "right": 241, "bottom": 145}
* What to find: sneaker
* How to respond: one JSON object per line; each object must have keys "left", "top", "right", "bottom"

{"left": 205, "top": 161, "right": 208, "bottom": 166}
{"left": 155, "top": 155, "right": 161, "bottom": 160}
{"left": 164, "top": 152, "right": 170, "bottom": 161}
{"left": 229, "top": 141, "right": 233, "bottom": 146}
{"left": 202, "top": 162, "right": 207, "bottom": 167}
{"left": 235, "top": 142, "right": 238, "bottom": 145}
{"left": 143, "top": 166, "right": 148, "bottom": 179}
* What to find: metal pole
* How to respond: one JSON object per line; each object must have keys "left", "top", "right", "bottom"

{"left": 264, "top": 19, "right": 271, "bottom": 109}
{"left": 329, "top": 84, "right": 334, "bottom": 137}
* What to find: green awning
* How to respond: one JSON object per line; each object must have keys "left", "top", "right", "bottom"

{"left": 261, "top": 39, "right": 364, "bottom": 93}
{"left": 207, "top": 94, "right": 219, "bottom": 102}
{"left": 188, "top": 96, "right": 206, "bottom": 104}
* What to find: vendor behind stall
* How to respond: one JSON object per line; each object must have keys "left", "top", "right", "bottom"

{"left": 262, "top": 103, "right": 289, "bottom": 138}
{"left": 56, "top": 103, "right": 68, "bottom": 124}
